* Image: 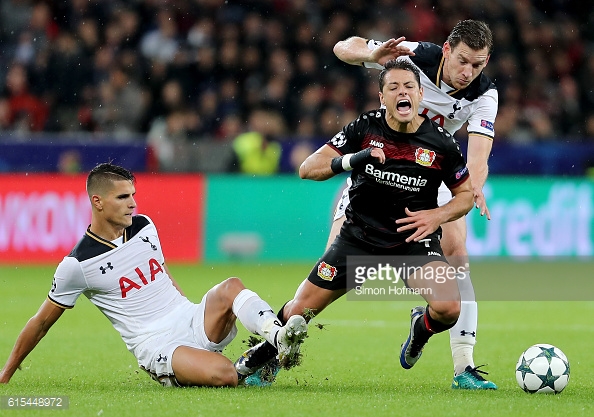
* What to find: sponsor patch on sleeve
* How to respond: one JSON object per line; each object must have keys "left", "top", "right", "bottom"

{"left": 480, "top": 120, "right": 494, "bottom": 132}
{"left": 330, "top": 131, "right": 347, "bottom": 148}
{"left": 455, "top": 166, "right": 468, "bottom": 180}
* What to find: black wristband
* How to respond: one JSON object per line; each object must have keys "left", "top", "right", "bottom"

{"left": 331, "top": 148, "right": 374, "bottom": 174}
{"left": 330, "top": 156, "right": 345, "bottom": 174}
{"left": 350, "top": 147, "right": 374, "bottom": 168}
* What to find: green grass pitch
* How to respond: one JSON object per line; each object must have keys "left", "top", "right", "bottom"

{"left": 1, "top": 262, "right": 593, "bottom": 416}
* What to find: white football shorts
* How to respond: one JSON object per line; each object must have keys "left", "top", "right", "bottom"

{"left": 135, "top": 292, "right": 238, "bottom": 386}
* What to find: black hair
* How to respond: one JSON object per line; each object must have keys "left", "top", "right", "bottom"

{"left": 86, "top": 163, "right": 135, "bottom": 196}
{"left": 379, "top": 59, "right": 421, "bottom": 91}
{"left": 447, "top": 20, "right": 493, "bottom": 54}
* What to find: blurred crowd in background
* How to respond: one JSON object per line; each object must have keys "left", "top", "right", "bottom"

{"left": 0, "top": 0, "right": 593, "bottom": 172}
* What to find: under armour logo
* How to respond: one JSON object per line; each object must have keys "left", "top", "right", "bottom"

{"left": 460, "top": 330, "right": 476, "bottom": 337}
{"left": 99, "top": 263, "right": 114, "bottom": 274}
{"left": 258, "top": 309, "right": 274, "bottom": 316}
{"left": 140, "top": 236, "right": 157, "bottom": 251}
{"left": 448, "top": 101, "right": 461, "bottom": 119}
{"left": 156, "top": 354, "right": 168, "bottom": 362}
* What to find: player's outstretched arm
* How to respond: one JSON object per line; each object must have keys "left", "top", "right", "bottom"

{"left": 333, "top": 36, "right": 414, "bottom": 67}
{"left": 333, "top": 36, "right": 374, "bottom": 66}
{"left": 466, "top": 133, "right": 492, "bottom": 219}
{"left": 299, "top": 145, "right": 342, "bottom": 180}
{"left": 300, "top": 145, "right": 385, "bottom": 181}
{"left": 396, "top": 177, "right": 473, "bottom": 242}
{"left": 0, "top": 300, "right": 64, "bottom": 383}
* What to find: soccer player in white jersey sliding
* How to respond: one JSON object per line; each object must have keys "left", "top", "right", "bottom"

{"left": 0, "top": 163, "right": 307, "bottom": 387}
{"left": 330, "top": 19, "right": 497, "bottom": 389}
{"left": 236, "top": 20, "right": 497, "bottom": 390}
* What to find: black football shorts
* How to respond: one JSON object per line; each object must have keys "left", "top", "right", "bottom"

{"left": 307, "top": 233, "right": 447, "bottom": 291}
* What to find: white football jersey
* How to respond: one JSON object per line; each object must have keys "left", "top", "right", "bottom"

{"left": 364, "top": 40, "right": 498, "bottom": 139}
{"left": 48, "top": 215, "right": 191, "bottom": 352}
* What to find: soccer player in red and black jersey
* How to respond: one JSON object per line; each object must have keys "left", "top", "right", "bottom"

{"left": 235, "top": 59, "right": 474, "bottom": 384}
{"left": 332, "top": 20, "right": 497, "bottom": 390}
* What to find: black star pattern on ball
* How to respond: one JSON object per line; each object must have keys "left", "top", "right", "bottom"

{"left": 536, "top": 365, "right": 560, "bottom": 391}
{"left": 517, "top": 356, "right": 533, "bottom": 380}
{"left": 537, "top": 346, "right": 557, "bottom": 364}
{"left": 563, "top": 362, "right": 570, "bottom": 376}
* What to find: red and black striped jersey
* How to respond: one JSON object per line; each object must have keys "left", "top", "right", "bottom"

{"left": 327, "top": 110, "right": 469, "bottom": 248}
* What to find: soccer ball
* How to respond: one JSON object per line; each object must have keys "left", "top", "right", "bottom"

{"left": 515, "top": 344, "right": 570, "bottom": 394}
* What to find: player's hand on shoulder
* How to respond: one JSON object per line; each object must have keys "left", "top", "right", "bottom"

{"left": 372, "top": 37, "right": 415, "bottom": 66}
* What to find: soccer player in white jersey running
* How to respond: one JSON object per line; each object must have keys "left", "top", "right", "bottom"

{"left": 0, "top": 163, "right": 307, "bottom": 387}
{"left": 331, "top": 19, "right": 497, "bottom": 389}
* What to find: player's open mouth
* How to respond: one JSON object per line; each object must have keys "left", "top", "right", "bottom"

{"left": 396, "top": 99, "right": 412, "bottom": 115}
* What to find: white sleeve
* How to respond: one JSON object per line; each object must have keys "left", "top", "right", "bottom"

{"left": 363, "top": 40, "right": 419, "bottom": 69}
{"left": 466, "top": 89, "right": 498, "bottom": 139}
{"left": 48, "top": 256, "right": 87, "bottom": 308}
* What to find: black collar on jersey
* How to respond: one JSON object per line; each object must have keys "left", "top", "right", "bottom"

{"left": 410, "top": 42, "right": 496, "bottom": 102}
{"left": 85, "top": 227, "right": 127, "bottom": 249}
{"left": 69, "top": 216, "right": 151, "bottom": 261}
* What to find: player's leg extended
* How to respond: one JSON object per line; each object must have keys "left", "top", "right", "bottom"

{"left": 441, "top": 219, "right": 476, "bottom": 371}
{"left": 203, "top": 277, "right": 290, "bottom": 348}
{"left": 283, "top": 279, "right": 346, "bottom": 321}
{"left": 236, "top": 239, "right": 350, "bottom": 383}
{"left": 236, "top": 279, "right": 344, "bottom": 384}
{"left": 400, "top": 261, "right": 461, "bottom": 369}
{"left": 202, "top": 278, "right": 306, "bottom": 384}
{"left": 441, "top": 218, "right": 497, "bottom": 389}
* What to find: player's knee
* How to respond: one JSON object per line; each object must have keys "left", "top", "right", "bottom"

{"left": 211, "top": 364, "right": 238, "bottom": 387}
{"left": 219, "top": 277, "right": 246, "bottom": 298}
{"left": 442, "top": 240, "right": 468, "bottom": 260}
{"left": 222, "top": 276, "right": 245, "bottom": 290}
{"left": 431, "top": 300, "right": 460, "bottom": 324}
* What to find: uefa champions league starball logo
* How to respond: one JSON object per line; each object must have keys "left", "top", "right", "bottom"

{"left": 330, "top": 132, "right": 347, "bottom": 148}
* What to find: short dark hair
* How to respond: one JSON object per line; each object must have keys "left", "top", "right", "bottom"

{"left": 379, "top": 59, "right": 421, "bottom": 91}
{"left": 447, "top": 20, "right": 493, "bottom": 54}
{"left": 86, "top": 163, "right": 135, "bottom": 196}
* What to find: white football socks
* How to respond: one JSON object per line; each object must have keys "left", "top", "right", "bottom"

{"left": 232, "top": 289, "right": 281, "bottom": 347}
{"left": 450, "top": 271, "right": 478, "bottom": 375}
